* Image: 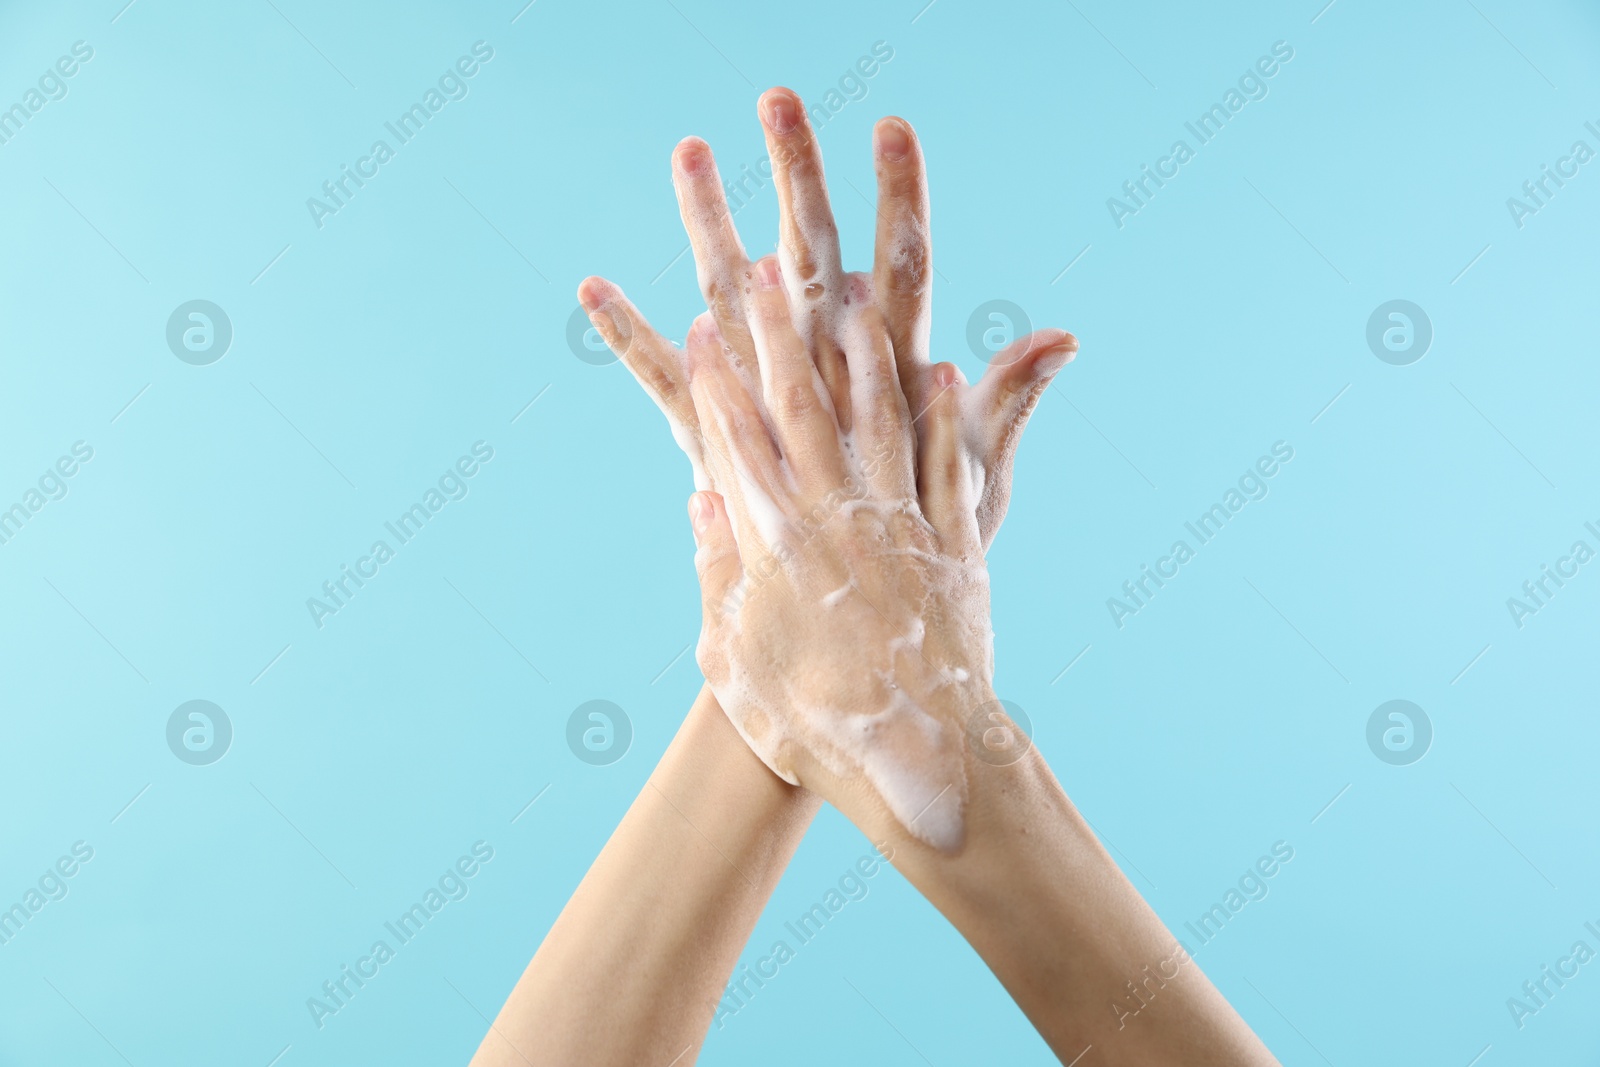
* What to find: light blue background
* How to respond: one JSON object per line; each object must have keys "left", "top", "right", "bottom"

{"left": 1, "top": 0, "right": 1597, "bottom": 1064}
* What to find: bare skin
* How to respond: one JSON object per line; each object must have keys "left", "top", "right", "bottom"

{"left": 473, "top": 87, "right": 1046, "bottom": 1067}
{"left": 578, "top": 87, "right": 1077, "bottom": 543}
{"left": 683, "top": 289, "right": 995, "bottom": 849}
{"left": 468, "top": 687, "right": 817, "bottom": 1066}
{"left": 471, "top": 88, "right": 1280, "bottom": 1066}
{"left": 679, "top": 269, "right": 1278, "bottom": 1065}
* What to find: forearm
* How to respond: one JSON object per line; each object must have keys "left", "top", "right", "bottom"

{"left": 472, "top": 685, "right": 819, "bottom": 1066}
{"left": 837, "top": 695, "right": 1277, "bottom": 1066}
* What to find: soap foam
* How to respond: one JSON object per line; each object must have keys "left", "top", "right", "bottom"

{"left": 705, "top": 403, "right": 793, "bottom": 552}
{"left": 665, "top": 215, "right": 992, "bottom": 854}
{"left": 813, "top": 688, "right": 967, "bottom": 852}
{"left": 696, "top": 329, "right": 991, "bottom": 854}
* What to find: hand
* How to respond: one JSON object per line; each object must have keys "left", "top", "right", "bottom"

{"left": 578, "top": 87, "right": 1075, "bottom": 549}
{"left": 681, "top": 256, "right": 1007, "bottom": 850}
{"left": 544, "top": 87, "right": 1281, "bottom": 1067}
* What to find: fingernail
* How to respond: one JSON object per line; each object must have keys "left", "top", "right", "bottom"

{"left": 676, "top": 137, "right": 711, "bottom": 177}
{"left": 875, "top": 120, "right": 910, "bottom": 160}
{"left": 932, "top": 362, "right": 958, "bottom": 389}
{"left": 689, "top": 493, "right": 715, "bottom": 538}
{"left": 755, "top": 257, "right": 780, "bottom": 289}
{"left": 577, "top": 277, "right": 604, "bottom": 312}
{"left": 1034, "top": 343, "right": 1077, "bottom": 375}
{"left": 762, "top": 93, "right": 798, "bottom": 135}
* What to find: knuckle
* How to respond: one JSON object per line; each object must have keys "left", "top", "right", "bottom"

{"left": 786, "top": 245, "right": 820, "bottom": 281}
{"left": 885, "top": 245, "right": 929, "bottom": 296}
{"left": 858, "top": 406, "right": 901, "bottom": 447}
{"left": 773, "top": 379, "right": 817, "bottom": 422}
{"left": 702, "top": 278, "right": 738, "bottom": 321}
{"left": 645, "top": 361, "right": 680, "bottom": 402}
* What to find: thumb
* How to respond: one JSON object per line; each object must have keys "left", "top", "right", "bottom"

{"left": 969, "top": 329, "right": 1078, "bottom": 548}
{"left": 971, "top": 328, "right": 1078, "bottom": 466}
{"left": 688, "top": 491, "right": 742, "bottom": 618}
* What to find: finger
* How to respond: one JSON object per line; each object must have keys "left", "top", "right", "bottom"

{"left": 673, "top": 137, "right": 756, "bottom": 355}
{"left": 578, "top": 276, "right": 696, "bottom": 428}
{"left": 689, "top": 491, "right": 743, "bottom": 626}
{"left": 870, "top": 116, "right": 932, "bottom": 413}
{"left": 839, "top": 292, "right": 915, "bottom": 499}
{"left": 747, "top": 256, "right": 847, "bottom": 495}
{"left": 759, "top": 88, "right": 852, "bottom": 426}
{"left": 686, "top": 315, "right": 793, "bottom": 552}
{"left": 970, "top": 328, "right": 1078, "bottom": 466}
{"left": 968, "top": 329, "right": 1077, "bottom": 548}
{"left": 759, "top": 88, "right": 844, "bottom": 309}
{"left": 916, "top": 362, "right": 981, "bottom": 557}
{"left": 579, "top": 275, "right": 711, "bottom": 488}
{"left": 812, "top": 272, "right": 876, "bottom": 433}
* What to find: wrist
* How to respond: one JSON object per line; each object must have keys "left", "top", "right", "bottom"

{"left": 657, "top": 686, "right": 821, "bottom": 877}
{"left": 814, "top": 676, "right": 1029, "bottom": 853}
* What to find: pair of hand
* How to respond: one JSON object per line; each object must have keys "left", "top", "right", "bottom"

{"left": 579, "top": 86, "right": 1076, "bottom": 850}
